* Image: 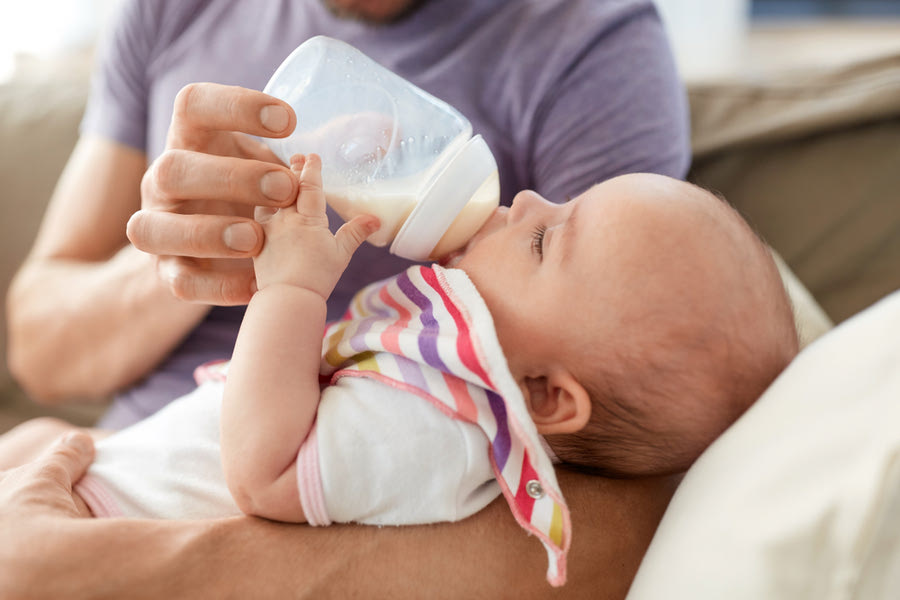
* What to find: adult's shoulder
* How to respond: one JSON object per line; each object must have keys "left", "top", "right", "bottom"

{"left": 104, "top": 0, "right": 231, "bottom": 55}
{"left": 115, "top": 0, "right": 215, "bottom": 50}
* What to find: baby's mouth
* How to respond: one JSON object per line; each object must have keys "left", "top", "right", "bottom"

{"left": 438, "top": 245, "right": 467, "bottom": 268}
{"left": 437, "top": 205, "right": 505, "bottom": 268}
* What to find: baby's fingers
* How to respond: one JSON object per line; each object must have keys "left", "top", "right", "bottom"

{"left": 335, "top": 215, "right": 381, "bottom": 258}
{"left": 290, "top": 153, "right": 327, "bottom": 217}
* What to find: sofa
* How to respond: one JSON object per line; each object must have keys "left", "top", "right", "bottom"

{"left": 1, "top": 24, "right": 899, "bottom": 598}
{"left": 0, "top": 52, "right": 103, "bottom": 431}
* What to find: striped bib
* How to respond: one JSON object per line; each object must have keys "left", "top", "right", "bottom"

{"left": 321, "top": 264, "right": 571, "bottom": 587}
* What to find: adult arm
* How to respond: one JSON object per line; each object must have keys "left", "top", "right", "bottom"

{"left": 6, "top": 2, "right": 278, "bottom": 404}
{"left": 5, "top": 137, "right": 210, "bottom": 403}
{"left": 0, "top": 451, "right": 677, "bottom": 599}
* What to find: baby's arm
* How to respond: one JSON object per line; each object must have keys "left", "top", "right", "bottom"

{"left": 221, "top": 154, "right": 379, "bottom": 522}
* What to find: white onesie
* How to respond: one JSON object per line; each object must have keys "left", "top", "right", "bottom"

{"left": 76, "top": 375, "right": 498, "bottom": 524}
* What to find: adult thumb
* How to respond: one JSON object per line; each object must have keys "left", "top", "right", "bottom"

{"left": 336, "top": 215, "right": 381, "bottom": 256}
{"left": 43, "top": 431, "right": 95, "bottom": 487}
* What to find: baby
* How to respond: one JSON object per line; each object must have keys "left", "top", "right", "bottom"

{"left": 0, "top": 155, "right": 798, "bottom": 586}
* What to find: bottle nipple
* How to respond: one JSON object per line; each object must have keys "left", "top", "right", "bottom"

{"left": 390, "top": 135, "right": 499, "bottom": 261}
{"left": 428, "top": 170, "right": 499, "bottom": 260}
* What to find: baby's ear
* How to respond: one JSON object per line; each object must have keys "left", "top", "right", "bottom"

{"left": 522, "top": 370, "right": 591, "bottom": 435}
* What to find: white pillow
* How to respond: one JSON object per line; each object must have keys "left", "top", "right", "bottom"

{"left": 771, "top": 250, "right": 833, "bottom": 349}
{"left": 627, "top": 290, "right": 900, "bottom": 600}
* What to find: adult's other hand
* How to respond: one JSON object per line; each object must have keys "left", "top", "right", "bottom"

{"left": 127, "top": 83, "right": 299, "bottom": 305}
{"left": 0, "top": 431, "right": 94, "bottom": 519}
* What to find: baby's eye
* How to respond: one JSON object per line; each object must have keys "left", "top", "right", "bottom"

{"left": 531, "top": 225, "right": 546, "bottom": 259}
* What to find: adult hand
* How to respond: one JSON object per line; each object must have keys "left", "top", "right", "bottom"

{"left": 0, "top": 431, "right": 94, "bottom": 519}
{"left": 127, "top": 83, "right": 300, "bottom": 305}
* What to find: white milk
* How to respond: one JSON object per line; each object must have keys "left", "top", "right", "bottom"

{"left": 325, "top": 169, "right": 499, "bottom": 257}
{"left": 325, "top": 177, "right": 418, "bottom": 248}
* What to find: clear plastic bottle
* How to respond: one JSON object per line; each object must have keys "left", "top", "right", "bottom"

{"left": 263, "top": 36, "right": 500, "bottom": 261}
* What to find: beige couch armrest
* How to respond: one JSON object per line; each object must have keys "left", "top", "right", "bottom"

{"left": 690, "top": 53, "right": 900, "bottom": 159}
{"left": 689, "top": 45, "right": 900, "bottom": 324}
{"left": 0, "top": 59, "right": 100, "bottom": 430}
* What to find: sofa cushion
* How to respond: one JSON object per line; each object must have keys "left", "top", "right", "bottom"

{"left": 628, "top": 290, "right": 900, "bottom": 599}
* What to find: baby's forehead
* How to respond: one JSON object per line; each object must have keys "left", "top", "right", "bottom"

{"left": 578, "top": 175, "right": 729, "bottom": 246}
{"left": 576, "top": 173, "right": 764, "bottom": 311}
{"left": 585, "top": 173, "right": 717, "bottom": 213}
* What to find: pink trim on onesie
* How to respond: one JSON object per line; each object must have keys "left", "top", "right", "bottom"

{"left": 75, "top": 474, "right": 125, "bottom": 518}
{"left": 296, "top": 423, "right": 330, "bottom": 526}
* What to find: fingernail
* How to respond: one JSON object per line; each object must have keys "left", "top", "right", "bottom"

{"left": 224, "top": 223, "right": 259, "bottom": 252}
{"left": 260, "top": 105, "right": 289, "bottom": 132}
{"left": 260, "top": 170, "right": 293, "bottom": 201}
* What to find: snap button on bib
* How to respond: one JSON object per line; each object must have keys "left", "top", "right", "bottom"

{"left": 526, "top": 480, "right": 544, "bottom": 499}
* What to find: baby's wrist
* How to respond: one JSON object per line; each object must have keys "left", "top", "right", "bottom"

{"left": 253, "top": 281, "right": 329, "bottom": 304}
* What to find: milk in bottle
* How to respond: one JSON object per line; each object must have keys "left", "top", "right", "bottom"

{"left": 262, "top": 36, "right": 499, "bottom": 261}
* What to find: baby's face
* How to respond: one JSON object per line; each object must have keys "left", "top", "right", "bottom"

{"left": 449, "top": 173, "right": 748, "bottom": 386}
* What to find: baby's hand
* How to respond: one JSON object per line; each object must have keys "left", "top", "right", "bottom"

{"left": 252, "top": 154, "right": 380, "bottom": 299}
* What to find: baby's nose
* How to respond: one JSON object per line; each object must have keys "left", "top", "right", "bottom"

{"left": 508, "top": 190, "right": 546, "bottom": 222}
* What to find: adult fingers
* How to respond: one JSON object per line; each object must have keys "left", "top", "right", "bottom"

{"left": 335, "top": 215, "right": 381, "bottom": 258}
{"left": 127, "top": 212, "right": 264, "bottom": 258}
{"left": 144, "top": 150, "right": 298, "bottom": 210}
{"left": 168, "top": 83, "right": 296, "bottom": 149}
{"left": 37, "top": 432, "right": 95, "bottom": 491}
{"left": 233, "top": 131, "right": 285, "bottom": 165}
{"left": 156, "top": 256, "right": 258, "bottom": 305}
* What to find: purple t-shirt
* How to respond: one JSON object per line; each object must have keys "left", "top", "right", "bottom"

{"left": 83, "top": 0, "right": 690, "bottom": 428}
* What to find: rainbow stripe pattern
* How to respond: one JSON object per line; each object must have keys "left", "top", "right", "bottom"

{"left": 321, "top": 265, "right": 571, "bottom": 587}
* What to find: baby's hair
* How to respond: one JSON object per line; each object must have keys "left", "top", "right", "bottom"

{"left": 548, "top": 336, "right": 732, "bottom": 478}
{"left": 546, "top": 366, "right": 685, "bottom": 478}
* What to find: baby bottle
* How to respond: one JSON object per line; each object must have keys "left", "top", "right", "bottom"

{"left": 262, "top": 36, "right": 499, "bottom": 261}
